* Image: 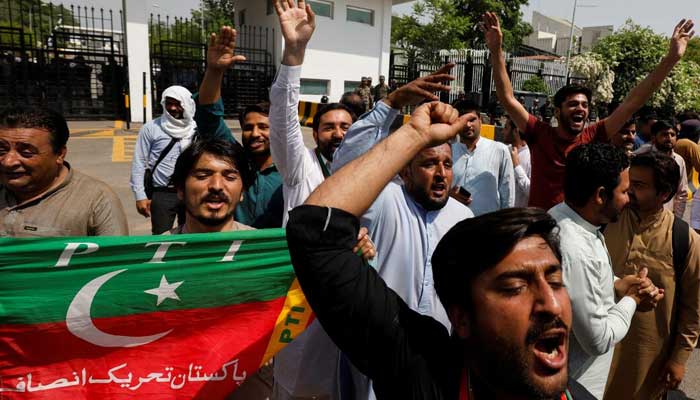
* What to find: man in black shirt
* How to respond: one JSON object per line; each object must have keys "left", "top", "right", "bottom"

{"left": 286, "top": 100, "right": 596, "bottom": 399}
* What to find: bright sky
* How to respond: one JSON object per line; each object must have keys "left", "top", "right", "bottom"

{"left": 70, "top": 0, "right": 697, "bottom": 37}
{"left": 393, "top": 0, "right": 698, "bottom": 36}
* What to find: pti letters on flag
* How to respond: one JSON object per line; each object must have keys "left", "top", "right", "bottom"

{"left": 0, "top": 229, "right": 313, "bottom": 398}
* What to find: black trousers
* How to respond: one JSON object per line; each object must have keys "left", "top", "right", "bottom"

{"left": 150, "top": 190, "right": 185, "bottom": 234}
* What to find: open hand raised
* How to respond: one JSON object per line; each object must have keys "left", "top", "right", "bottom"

{"left": 206, "top": 26, "right": 246, "bottom": 71}
{"left": 668, "top": 19, "right": 695, "bottom": 61}
{"left": 274, "top": 0, "right": 316, "bottom": 51}
{"left": 480, "top": 12, "right": 503, "bottom": 52}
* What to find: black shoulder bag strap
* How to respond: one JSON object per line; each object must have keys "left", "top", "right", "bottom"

{"left": 670, "top": 216, "right": 691, "bottom": 356}
{"left": 152, "top": 138, "right": 180, "bottom": 173}
{"left": 672, "top": 216, "right": 690, "bottom": 278}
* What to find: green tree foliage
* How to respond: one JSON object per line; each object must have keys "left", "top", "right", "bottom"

{"left": 685, "top": 37, "right": 700, "bottom": 65}
{"left": 391, "top": 0, "right": 531, "bottom": 64}
{"left": 0, "top": 0, "right": 78, "bottom": 47}
{"left": 592, "top": 19, "right": 700, "bottom": 113}
{"left": 521, "top": 75, "right": 549, "bottom": 94}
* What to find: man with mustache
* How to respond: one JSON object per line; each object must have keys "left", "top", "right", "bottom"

{"left": 0, "top": 106, "right": 128, "bottom": 237}
{"left": 483, "top": 12, "right": 695, "bottom": 210}
{"left": 270, "top": 1, "right": 462, "bottom": 399}
{"left": 331, "top": 63, "right": 473, "bottom": 399}
{"left": 604, "top": 151, "right": 700, "bottom": 400}
{"left": 449, "top": 99, "right": 514, "bottom": 215}
{"left": 610, "top": 120, "right": 637, "bottom": 158}
{"left": 168, "top": 139, "right": 255, "bottom": 234}
{"left": 286, "top": 100, "right": 595, "bottom": 399}
{"left": 549, "top": 143, "right": 662, "bottom": 398}
{"left": 634, "top": 121, "right": 688, "bottom": 218}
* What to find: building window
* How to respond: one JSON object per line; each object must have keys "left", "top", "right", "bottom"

{"left": 346, "top": 6, "right": 373, "bottom": 26}
{"left": 301, "top": 79, "right": 329, "bottom": 95}
{"left": 308, "top": 0, "right": 334, "bottom": 18}
{"left": 344, "top": 81, "right": 361, "bottom": 93}
{"left": 239, "top": 9, "right": 246, "bottom": 26}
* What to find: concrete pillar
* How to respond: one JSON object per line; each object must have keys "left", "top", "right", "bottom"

{"left": 378, "top": 0, "right": 392, "bottom": 80}
{"left": 123, "top": 0, "right": 152, "bottom": 123}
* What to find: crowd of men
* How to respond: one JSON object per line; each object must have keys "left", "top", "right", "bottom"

{"left": 1, "top": 1, "right": 700, "bottom": 399}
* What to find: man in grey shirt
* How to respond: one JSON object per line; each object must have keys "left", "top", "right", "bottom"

{"left": 0, "top": 105, "right": 128, "bottom": 237}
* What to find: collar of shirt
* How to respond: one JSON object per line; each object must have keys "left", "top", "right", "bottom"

{"left": 3, "top": 162, "right": 74, "bottom": 211}
{"left": 558, "top": 202, "right": 601, "bottom": 236}
{"left": 628, "top": 207, "right": 667, "bottom": 232}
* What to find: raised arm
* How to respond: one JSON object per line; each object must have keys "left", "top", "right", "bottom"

{"left": 195, "top": 26, "right": 245, "bottom": 143}
{"left": 482, "top": 12, "right": 529, "bottom": 133}
{"left": 332, "top": 65, "right": 455, "bottom": 173}
{"left": 605, "top": 19, "right": 695, "bottom": 138}
{"left": 305, "top": 101, "right": 467, "bottom": 217}
{"left": 198, "top": 26, "right": 246, "bottom": 105}
{"left": 268, "top": 0, "right": 316, "bottom": 185}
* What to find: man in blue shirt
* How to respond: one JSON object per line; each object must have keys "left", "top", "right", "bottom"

{"left": 130, "top": 26, "right": 239, "bottom": 234}
{"left": 449, "top": 100, "right": 514, "bottom": 216}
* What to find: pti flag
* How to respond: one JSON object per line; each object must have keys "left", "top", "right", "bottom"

{"left": 0, "top": 229, "right": 313, "bottom": 398}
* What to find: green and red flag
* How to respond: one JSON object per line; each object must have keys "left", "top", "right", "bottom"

{"left": 0, "top": 229, "right": 313, "bottom": 398}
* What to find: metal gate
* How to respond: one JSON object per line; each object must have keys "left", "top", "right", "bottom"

{"left": 0, "top": 0, "right": 128, "bottom": 120}
{"left": 149, "top": 15, "right": 276, "bottom": 118}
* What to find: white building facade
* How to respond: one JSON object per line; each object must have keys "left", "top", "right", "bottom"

{"left": 237, "top": 0, "right": 410, "bottom": 103}
{"left": 123, "top": 0, "right": 409, "bottom": 121}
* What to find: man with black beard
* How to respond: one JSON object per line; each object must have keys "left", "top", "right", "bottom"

{"left": 483, "top": 12, "right": 695, "bottom": 210}
{"left": 168, "top": 139, "right": 256, "bottom": 234}
{"left": 286, "top": 99, "right": 596, "bottom": 399}
{"left": 549, "top": 143, "right": 663, "bottom": 398}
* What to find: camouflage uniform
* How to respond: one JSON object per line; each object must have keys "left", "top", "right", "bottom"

{"left": 373, "top": 83, "right": 390, "bottom": 102}
{"left": 355, "top": 85, "right": 373, "bottom": 113}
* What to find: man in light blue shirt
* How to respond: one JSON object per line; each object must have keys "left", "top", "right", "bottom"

{"left": 331, "top": 67, "right": 473, "bottom": 399}
{"left": 449, "top": 100, "right": 514, "bottom": 215}
{"left": 130, "top": 26, "right": 239, "bottom": 234}
{"left": 548, "top": 143, "right": 662, "bottom": 399}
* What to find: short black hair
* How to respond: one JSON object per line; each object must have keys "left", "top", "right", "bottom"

{"left": 679, "top": 119, "right": 700, "bottom": 142}
{"left": 339, "top": 92, "right": 364, "bottom": 119}
{"left": 0, "top": 105, "right": 69, "bottom": 153}
{"left": 553, "top": 84, "right": 592, "bottom": 108}
{"left": 651, "top": 120, "right": 676, "bottom": 136}
{"left": 312, "top": 103, "right": 356, "bottom": 132}
{"left": 172, "top": 139, "right": 255, "bottom": 190}
{"left": 631, "top": 152, "right": 680, "bottom": 203}
{"left": 238, "top": 102, "right": 270, "bottom": 128}
{"left": 637, "top": 113, "right": 658, "bottom": 125}
{"left": 676, "top": 111, "right": 699, "bottom": 123}
{"left": 621, "top": 119, "right": 636, "bottom": 129}
{"left": 564, "top": 143, "right": 630, "bottom": 207}
{"left": 432, "top": 208, "right": 561, "bottom": 310}
{"left": 452, "top": 99, "right": 481, "bottom": 116}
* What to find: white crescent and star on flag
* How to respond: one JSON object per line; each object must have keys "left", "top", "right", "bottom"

{"left": 65, "top": 269, "right": 184, "bottom": 348}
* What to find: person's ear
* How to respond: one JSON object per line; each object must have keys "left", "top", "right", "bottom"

{"left": 312, "top": 130, "right": 319, "bottom": 144}
{"left": 594, "top": 186, "right": 607, "bottom": 206}
{"left": 56, "top": 146, "right": 67, "bottom": 165}
{"left": 448, "top": 304, "right": 471, "bottom": 339}
{"left": 177, "top": 188, "right": 184, "bottom": 202}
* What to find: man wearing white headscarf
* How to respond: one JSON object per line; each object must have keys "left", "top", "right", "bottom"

{"left": 130, "top": 85, "right": 198, "bottom": 234}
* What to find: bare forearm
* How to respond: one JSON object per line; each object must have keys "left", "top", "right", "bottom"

{"left": 607, "top": 56, "right": 679, "bottom": 136}
{"left": 305, "top": 126, "right": 427, "bottom": 216}
{"left": 198, "top": 68, "right": 225, "bottom": 105}
{"left": 282, "top": 45, "right": 306, "bottom": 67}
{"left": 490, "top": 49, "right": 529, "bottom": 131}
